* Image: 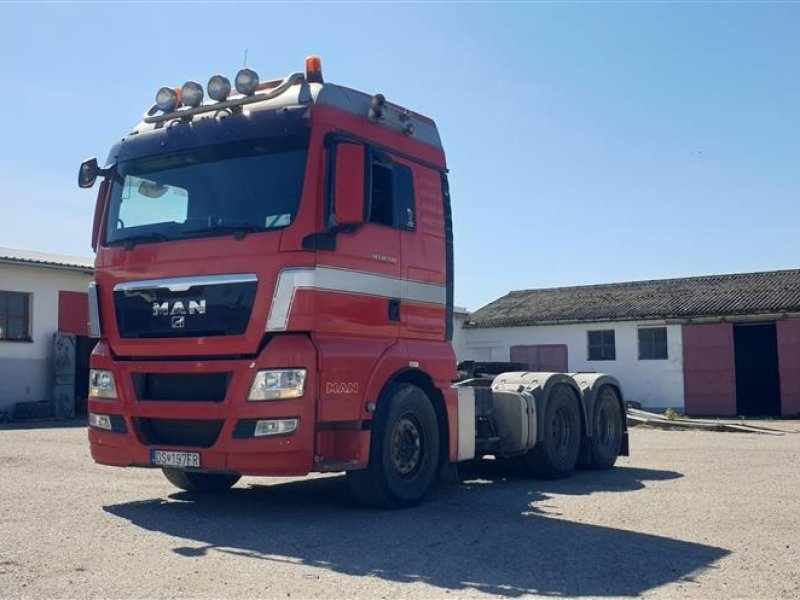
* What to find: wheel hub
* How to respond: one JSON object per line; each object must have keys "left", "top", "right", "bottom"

{"left": 391, "top": 416, "right": 422, "bottom": 476}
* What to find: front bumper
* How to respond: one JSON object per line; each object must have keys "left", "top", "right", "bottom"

{"left": 87, "top": 336, "right": 317, "bottom": 476}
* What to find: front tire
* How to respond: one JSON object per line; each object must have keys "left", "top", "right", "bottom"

{"left": 522, "top": 384, "right": 582, "bottom": 479}
{"left": 162, "top": 469, "right": 240, "bottom": 493}
{"left": 347, "top": 383, "right": 440, "bottom": 508}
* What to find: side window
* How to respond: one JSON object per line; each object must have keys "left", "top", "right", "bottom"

{"left": 588, "top": 329, "right": 616, "bottom": 361}
{"left": 367, "top": 152, "right": 415, "bottom": 230}
{"left": 0, "top": 291, "right": 31, "bottom": 341}
{"left": 639, "top": 327, "right": 668, "bottom": 360}
{"left": 369, "top": 159, "right": 394, "bottom": 227}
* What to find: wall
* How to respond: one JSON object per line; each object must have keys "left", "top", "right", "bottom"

{"left": 0, "top": 263, "right": 92, "bottom": 413}
{"left": 457, "top": 320, "right": 685, "bottom": 411}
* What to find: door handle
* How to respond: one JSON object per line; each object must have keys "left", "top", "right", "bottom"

{"left": 388, "top": 298, "right": 401, "bottom": 322}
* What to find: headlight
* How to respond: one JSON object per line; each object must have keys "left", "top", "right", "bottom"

{"left": 235, "top": 68, "right": 259, "bottom": 96}
{"left": 207, "top": 75, "right": 231, "bottom": 102}
{"left": 89, "top": 369, "right": 117, "bottom": 399}
{"left": 181, "top": 81, "right": 204, "bottom": 107}
{"left": 155, "top": 87, "right": 180, "bottom": 112}
{"left": 248, "top": 369, "right": 306, "bottom": 401}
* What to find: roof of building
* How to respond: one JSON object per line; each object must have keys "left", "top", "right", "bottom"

{"left": 468, "top": 268, "right": 800, "bottom": 328}
{"left": 0, "top": 247, "right": 94, "bottom": 273}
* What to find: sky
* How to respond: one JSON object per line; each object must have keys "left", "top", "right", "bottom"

{"left": 0, "top": 2, "right": 798, "bottom": 311}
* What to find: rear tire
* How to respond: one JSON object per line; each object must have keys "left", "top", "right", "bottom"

{"left": 522, "top": 384, "right": 582, "bottom": 479}
{"left": 347, "top": 383, "right": 440, "bottom": 508}
{"left": 162, "top": 468, "right": 240, "bottom": 493}
{"left": 588, "top": 387, "right": 623, "bottom": 470}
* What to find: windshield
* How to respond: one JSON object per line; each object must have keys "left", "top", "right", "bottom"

{"left": 105, "top": 137, "right": 309, "bottom": 246}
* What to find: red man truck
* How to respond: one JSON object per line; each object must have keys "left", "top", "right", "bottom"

{"left": 79, "top": 57, "right": 628, "bottom": 507}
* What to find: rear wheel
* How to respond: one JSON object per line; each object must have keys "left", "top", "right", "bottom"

{"left": 162, "top": 469, "right": 240, "bottom": 493}
{"left": 588, "top": 387, "right": 623, "bottom": 470}
{"left": 522, "top": 384, "right": 582, "bottom": 479}
{"left": 347, "top": 383, "right": 440, "bottom": 508}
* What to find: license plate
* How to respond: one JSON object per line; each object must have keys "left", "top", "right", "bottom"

{"left": 150, "top": 450, "right": 201, "bottom": 468}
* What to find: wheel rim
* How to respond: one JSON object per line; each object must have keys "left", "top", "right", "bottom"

{"left": 390, "top": 414, "right": 423, "bottom": 477}
{"left": 550, "top": 406, "right": 575, "bottom": 458}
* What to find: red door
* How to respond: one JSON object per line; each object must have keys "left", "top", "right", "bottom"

{"left": 683, "top": 323, "right": 736, "bottom": 416}
{"left": 510, "top": 344, "right": 568, "bottom": 372}
{"left": 58, "top": 291, "right": 88, "bottom": 336}
{"left": 777, "top": 319, "right": 800, "bottom": 416}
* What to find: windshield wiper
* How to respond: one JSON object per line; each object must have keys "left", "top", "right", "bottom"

{"left": 107, "top": 233, "right": 171, "bottom": 250}
{"left": 181, "top": 222, "right": 267, "bottom": 240}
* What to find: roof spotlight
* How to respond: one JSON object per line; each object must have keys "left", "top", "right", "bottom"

{"left": 207, "top": 75, "right": 231, "bottom": 102}
{"left": 235, "top": 68, "right": 260, "bottom": 96}
{"left": 181, "top": 81, "right": 204, "bottom": 108}
{"left": 155, "top": 87, "right": 180, "bottom": 113}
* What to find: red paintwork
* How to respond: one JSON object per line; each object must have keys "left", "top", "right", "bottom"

{"left": 58, "top": 291, "right": 88, "bottom": 336}
{"left": 777, "top": 319, "right": 800, "bottom": 416}
{"left": 682, "top": 323, "right": 737, "bottom": 416}
{"left": 88, "top": 92, "right": 458, "bottom": 477}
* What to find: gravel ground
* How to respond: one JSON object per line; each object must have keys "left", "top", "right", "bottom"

{"left": 1, "top": 422, "right": 799, "bottom": 599}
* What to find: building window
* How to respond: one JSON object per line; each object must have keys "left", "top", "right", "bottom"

{"left": 0, "top": 291, "right": 31, "bottom": 341}
{"left": 639, "top": 326, "right": 668, "bottom": 360}
{"left": 588, "top": 329, "right": 616, "bottom": 361}
{"left": 368, "top": 152, "right": 416, "bottom": 231}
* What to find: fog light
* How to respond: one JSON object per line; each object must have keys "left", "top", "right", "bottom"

{"left": 235, "top": 68, "right": 259, "bottom": 96}
{"left": 89, "top": 369, "right": 117, "bottom": 399}
{"left": 254, "top": 418, "right": 298, "bottom": 437}
{"left": 207, "top": 75, "right": 231, "bottom": 101}
{"left": 155, "top": 87, "right": 180, "bottom": 112}
{"left": 181, "top": 81, "right": 204, "bottom": 107}
{"left": 88, "top": 413, "right": 112, "bottom": 431}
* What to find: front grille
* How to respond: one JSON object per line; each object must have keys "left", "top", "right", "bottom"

{"left": 135, "top": 418, "right": 223, "bottom": 448}
{"left": 114, "top": 277, "right": 257, "bottom": 339}
{"left": 133, "top": 373, "right": 230, "bottom": 402}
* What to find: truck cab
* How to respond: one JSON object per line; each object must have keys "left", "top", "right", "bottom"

{"left": 81, "top": 58, "right": 626, "bottom": 508}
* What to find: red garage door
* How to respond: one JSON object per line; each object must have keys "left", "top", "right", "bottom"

{"left": 777, "top": 319, "right": 800, "bottom": 416}
{"left": 58, "top": 291, "right": 88, "bottom": 337}
{"left": 683, "top": 323, "right": 736, "bottom": 416}
{"left": 510, "top": 344, "right": 568, "bottom": 372}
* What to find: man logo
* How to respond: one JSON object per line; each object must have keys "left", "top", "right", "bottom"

{"left": 171, "top": 316, "right": 185, "bottom": 328}
{"left": 325, "top": 382, "right": 359, "bottom": 395}
{"left": 152, "top": 300, "right": 207, "bottom": 317}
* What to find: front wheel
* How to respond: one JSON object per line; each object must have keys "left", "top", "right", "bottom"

{"left": 522, "top": 384, "right": 582, "bottom": 479}
{"left": 162, "top": 468, "right": 240, "bottom": 493}
{"left": 347, "top": 383, "right": 440, "bottom": 508}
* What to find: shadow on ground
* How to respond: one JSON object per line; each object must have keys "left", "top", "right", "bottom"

{"left": 104, "top": 464, "right": 727, "bottom": 597}
{"left": 0, "top": 418, "right": 86, "bottom": 431}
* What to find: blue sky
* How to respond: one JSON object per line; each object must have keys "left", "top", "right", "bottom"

{"left": 0, "top": 2, "right": 797, "bottom": 310}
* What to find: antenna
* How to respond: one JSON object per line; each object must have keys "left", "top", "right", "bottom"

{"left": 243, "top": 48, "right": 248, "bottom": 68}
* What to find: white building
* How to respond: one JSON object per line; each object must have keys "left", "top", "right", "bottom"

{"left": 0, "top": 248, "right": 94, "bottom": 417}
{"left": 456, "top": 269, "right": 800, "bottom": 417}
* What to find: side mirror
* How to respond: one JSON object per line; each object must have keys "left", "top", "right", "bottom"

{"left": 78, "top": 157, "right": 101, "bottom": 189}
{"left": 334, "top": 143, "right": 365, "bottom": 227}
